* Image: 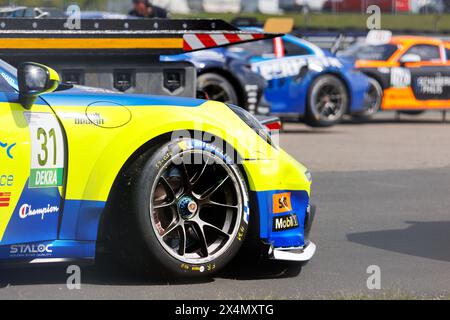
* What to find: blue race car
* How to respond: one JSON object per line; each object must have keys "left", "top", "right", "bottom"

{"left": 165, "top": 29, "right": 374, "bottom": 127}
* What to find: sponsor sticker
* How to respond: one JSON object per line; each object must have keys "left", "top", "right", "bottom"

{"left": 416, "top": 75, "right": 450, "bottom": 96}
{"left": 391, "top": 67, "right": 411, "bottom": 88}
{"left": 251, "top": 56, "right": 342, "bottom": 81}
{"left": 0, "top": 174, "right": 14, "bottom": 187}
{"left": 19, "top": 203, "right": 59, "bottom": 220}
{"left": 0, "top": 192, "right": 11, "bottom": 208}
{"left": 273, "top": 214, "right": 299, "bottom": 232}
{"left": 29, "top": 168, "right": 64, "bottom": 188}
{"left": 273, "top": 192, "right": 292, "bottom": 214}
{"left": 0, "top": 140, "right": 16, "bottom": 159}
{"left": 24, "top": 113, "right": 65, "bottom": 188}
{"left": 10, "top": 243, "right": 53, "bottom": 258}
{"left": 74, "top": 113, "right": 105, "bottom": 125}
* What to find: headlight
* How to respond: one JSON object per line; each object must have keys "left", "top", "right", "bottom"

{"left": 305, "top": 170, "right": 312, "bottom": 183}
{"left": 227, "top": 104, "right": 273, "bottom": 146}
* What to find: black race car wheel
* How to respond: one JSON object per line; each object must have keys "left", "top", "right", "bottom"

{"left": 306, "top": 75, "right": 349, "bottom": 127}
{"left": 126, "top": 139, "right": 250, "bottom": 278}
{"left": 197, "top": 73, "right": 239, "bottom": 105}
{"left": 352, "top": 77, "right": 383, "bottom": 120}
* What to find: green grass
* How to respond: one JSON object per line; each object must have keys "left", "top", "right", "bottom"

{"left": 173, "top": 13, "right": 450, "bottom": 32}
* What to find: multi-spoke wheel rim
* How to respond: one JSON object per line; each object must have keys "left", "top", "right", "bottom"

{"left": 314, "top": 84, "right": 346, "bottom": 121}
{"left": 150, "top": 150, "right": 243, "bottom": 265}
{"left": 201, "top": 83, "right": 234, "bottom": 103}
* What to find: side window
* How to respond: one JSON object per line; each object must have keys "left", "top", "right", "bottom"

{"left": 11, "top": 9, "right": 25, "bottom": 17}
{"left": 283, "top": 40, "right": 310, "bottom": 56}
{"left": 231, "top": 39, "right": 274, "bottom": 56}
{"left": 446, "top": 48, "right": 450, "bottom": 61}
{"left": 24, "top": 8, "right": 36, "bottom": 17}
{"left": 404, "top": 45, "right": 441, "bottom": 62}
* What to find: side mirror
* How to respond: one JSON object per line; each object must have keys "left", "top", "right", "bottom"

{"left": 18, "top": 62, "right": 60, "bottom": 109}
{"left": 399, "top": 54, "right": 421, "bottom": 67}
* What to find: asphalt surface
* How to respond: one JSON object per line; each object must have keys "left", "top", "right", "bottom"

{"left": 1, "top": 111, "right": 450, "bottom": 300}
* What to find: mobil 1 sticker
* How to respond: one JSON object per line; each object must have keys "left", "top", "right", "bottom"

{"left": 24, "top": 113, "right": 65, "bottom": 188}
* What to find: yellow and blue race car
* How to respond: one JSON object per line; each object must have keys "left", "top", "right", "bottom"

{"left": 0, "top": 59, "right": 315, "bottom": 277}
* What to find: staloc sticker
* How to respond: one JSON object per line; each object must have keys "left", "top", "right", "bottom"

{"left": 24, "top": 113, "right": 65, "bottom": 188}
{"left": 9, "top": 243, "right": 53, "bottom": 258}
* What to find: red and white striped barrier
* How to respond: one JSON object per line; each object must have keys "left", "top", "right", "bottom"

{"left": 183, "top": 33, "right": 264, "bottom": 51}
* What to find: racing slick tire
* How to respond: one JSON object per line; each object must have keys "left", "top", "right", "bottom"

{"left": 352, "top": 77, "right": 383, "bottom": 121}
{"left": 197, "top": 73, "right": 239, "bottom": 105}
{"left": 305, "top": 75, "right": 349, "bottom": 127}
{"left": 120, "top": 138, "right": 250, "bottom": 278}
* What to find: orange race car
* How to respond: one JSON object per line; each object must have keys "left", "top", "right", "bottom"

{"left": 338, "top": 31, "right": 450, "bottom": 118}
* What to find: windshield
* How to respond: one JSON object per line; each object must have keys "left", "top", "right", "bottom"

{"left": 338, "top": 43, "right": 398, "bottom": 61}
{"left": 0, "top": 59, "right": 18, "bottom": 91}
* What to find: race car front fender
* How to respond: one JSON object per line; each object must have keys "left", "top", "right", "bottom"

{"left": 339, "top": 70, "right": 370, "bottom": 114}
{"left": 242, "top": 149, "right": 312, "bottom": 248}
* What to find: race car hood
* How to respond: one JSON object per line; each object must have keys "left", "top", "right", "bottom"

{"left": 41, "top": 84, "right": 206, "bottom": 108}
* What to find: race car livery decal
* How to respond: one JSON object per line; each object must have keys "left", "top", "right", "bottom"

{"left": 256, "top": 190, "right": 309, "bottom": 248}
{"left": 272, "top": 192, "right": 292, "bottom": 214}
{"left": 251, "top": 56, "right": 343, "bottom": 81}
{"left": 391, "top": 67, "right": 411, "bottom": 88}
{"left": 0, "top": 103, "right": 32, "bottom": 243}
{"left": 0, "top": 181, "right": 61, "bottom": 245}
{"left": 273, "top": 213, "right": 299, "bottom": 232}
{"left": 9, "top": 243, "right": 54, "bottom": 259}
{"left": 0, "top": 140, "right": 16, "bottom": 159}
{"left": 0, "top": 240, "right": 96, "bottom": 261}
{"left": 415, "top": 75, "right": 450, "bottom": 95}
{"left": 25, "top": 112, "right": 65, "bottom": 188}
{"left": 411, "top": 68, "right": 450, "bottom": 100}
{"left": 0, "top": 192, "right": 11, "bottom": 208}
{"left": 19, "top": 203, "right": 59, "bottom": 220}
{"left": 0, "top": 174, "right": 14, "bottom": 187}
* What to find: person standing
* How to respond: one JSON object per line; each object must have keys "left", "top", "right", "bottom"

{"left": 129, "top": 0, "right": 169, "bottom": 18}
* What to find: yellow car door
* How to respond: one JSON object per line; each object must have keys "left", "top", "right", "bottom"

{"left": 0, "top": 70, "right": 66, "bottom": 248}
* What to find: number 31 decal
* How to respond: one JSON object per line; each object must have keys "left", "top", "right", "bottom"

{"left": 25, "top": 113, "right": 65, "bottom": 188}
{"left": 37, "top": 128, "right": 57, "bottom": 167}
